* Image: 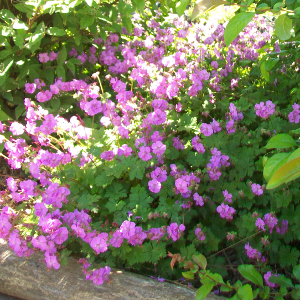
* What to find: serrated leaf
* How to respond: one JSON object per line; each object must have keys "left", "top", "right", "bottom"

{"left": 192, "top": 253, "right": 207, "bottom": 270}
{"left": 267, "top": 157, "right": 300, "bottom": 189}
{"left": 224, "top": 12, "right": 255, "bottom": 46}
{"left": 129, "top": 158, "right": 147, "bottom": 180}
{"left": 196, "top": 283, "right": 214, "bottom": 300}
{"left": 265, "top": 134, "right": 296, "bottom": 149}
{"left": 293, "top": 265, "right": 300, "bottom": 280}
{"left": 275, "top": 14, "right": 292, "bottom": 40}
{"left": 129, "top": 184, "right": 153, "bottom": 206}
{"left": 278, "top": 245, "right": 300, "bottom": 268}
{"left": 238, "top": 265, "right": 263, "bottom": 287}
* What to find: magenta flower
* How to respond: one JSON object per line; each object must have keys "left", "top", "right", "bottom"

{"left": 138, "top": 146, "right": 152, "bottom": 161}
{"left": 222, "top": 190, "right": 232, "bottom": 203}
{"left": 9, "top": 122, "right": 25, "bottom": 135}
{"left": 90, "top": 233, "right": 108, "bottom": 254}
{"left": 167, "top": 223, "right": 185, "bottom": 241}
{"left": 195, "top": 228, "right": 206, "bottom": 241}
{"left": 44, "top": 253, "right": 60, "bottom": 270}
{"left": 39, "top": 53, "right": 49, "bottom": 63}
{"left": 216, "top": 203, "right": 235, "bottom": 220}
{"left": 51, "top": 227, "right": 68, "bottom": 245}
{"left": 119, "top": 220, "right": 136, "bottom": 239}
{"left": 151, "top": 141, "right": 166, "bottom": 156}
{"left": 175, "top": 178, "right": 188, "bottom": 194}
{"left": 110, "top": 230, "right": 124, "bottom": 248}
{"left": 200, "top": 123, "right": 213, "bottom": 136}
{"left": 193, "top": 193, "right": 204, "bottom": 206}
{"left": 25, "top": 83, "right": 36, "bottom": 94}
{"left": 148, "top": 179, "right": 161, "bottom": 193}
{"left": 251, "top": 183, "right": 263, "bottom": 196}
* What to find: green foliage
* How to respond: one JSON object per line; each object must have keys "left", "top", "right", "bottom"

{"left": 238, "top": 265, "right": 264, "bottom": 287}
{"left": 224, "top": 12, "right": 255, "bottom": 46}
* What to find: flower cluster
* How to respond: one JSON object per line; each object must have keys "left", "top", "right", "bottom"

{"left": 254, "top": 100, "right": 276, "bottom": 119}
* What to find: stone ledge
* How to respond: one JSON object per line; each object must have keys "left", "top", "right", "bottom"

{"left": 0, "top": 239, "right": 223, "bottom": 300}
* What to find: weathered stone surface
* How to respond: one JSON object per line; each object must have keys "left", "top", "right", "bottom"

{"left": 0, "top": 239, "right": 224, "bottom": 300}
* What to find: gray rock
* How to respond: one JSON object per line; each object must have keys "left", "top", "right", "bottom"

{"left": 0, "top": 239, "right": 224, "bottom": 300}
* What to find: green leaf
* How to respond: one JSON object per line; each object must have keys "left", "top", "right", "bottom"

{"left": 133, "top": 0, "right": 145, "bottom": 11}
{"left": 201, "top": 271, "right": 224, "bottom": 285}
{"left": 238, "top": 265, "right": 263, "bottom": 287}
{"left": 237, "top": 284, "right": 253, "bottom": 300}
{"left": 15, "top": 104, "right": 25, "bottom": 120}
{"left": 118, "top": 0, "right": 126, "bottom": 11}
{"left": 78, "top": 192, "right": 100, "bottom": 209}
{"left": 57, "top": 45, "right": 67, "bottom": 66}
{"left": 263, "top": 153, "right": 291, "bottom": 182}
{"left": 95, "top": 172, "right": 113, "bottom": 187}
{"left": 66, "top": 61, "right": 75, "bottom": 74}
{"left": 104, "top": 182, "right": 127, "bottom": 213}
{"left": 267, "top": 157, "right": 300, "bottom": 189}
{"left": 196, "top": 283, "right": 214, "bottom": 300}
{"left": 190, "top": 0, "right": 225, "bottom": 20}
{"left": 56, "top": 65, "right": 65, "bottom": 81}
{"left": 14, "top": 3, "right": 34, "bottom": 14}
{"left": 128, "top": 158, "right": 147, "bottom": 180}
{"left": 0, "top": 108, "right": 12, "bottom": 121}
{"left": 0, "top": 50, "right": 12, "bottom": 61}
{"left": 28, "top": 22, "right": 45, "bottom": 53}
{"left": 192, "top": 253, "right": 207, "bottom": 270}
{"left": 287, "top": 148, "right": 300, "bottom": 162}
{"left": 129, "top": 184, "right": 153, "bottom": 207}
{"left": 0, "top": 58, "right": 14, "bottom": 76}
{"left": 176, "top": 0, "right": 190, "bottom": 16}
{"left": 269, "top": 275, "right": 294, "bottom": 288}
{"left": 80, "top": 16, "right": 95, "bottom": 29}
{"left": 265, "top": 134, "right": 296, "bottom": 149}
{"left": 260, "top": 60, "right": 270, "bottom": 81}
{"left": 50, "top": 97, "right": 61, "bottom": 111}
{"left": 224, "top": 12, "right": 255, "bottom": 46}
{"left": 12, "top": 20, "right": 28, "bottom": 30}
{"left": 109, "top": 6, "right": 118, "bottom": 22}
{"left": 259, "top": 286, "right": 270, "bottom": 300}
{"left": 14, "top": 34, "right": 25, "bottom": 49}
{"left": 122, "top": 16, "right": 132, "bottom": 33}
{"left": 43, "top": 68, "right": 54, "bottom": 84}
{"left": 265, "top": 58, "right": 279, "bottom": 71}
{"left": 275, "top": 14, "right": 292, "bottom": 40}
{"left": 182, "top": 271, "right": 195, "bottom": 280}
{"left": 47, "top": 27, "right": 66, "bottom": 36}
{"left": 293, "top": 265, "right": 300, "bottom": 280}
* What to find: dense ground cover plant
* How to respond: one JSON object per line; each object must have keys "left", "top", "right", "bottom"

{"left": 1, "top": 6, "right": 300, "bottom": 299}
